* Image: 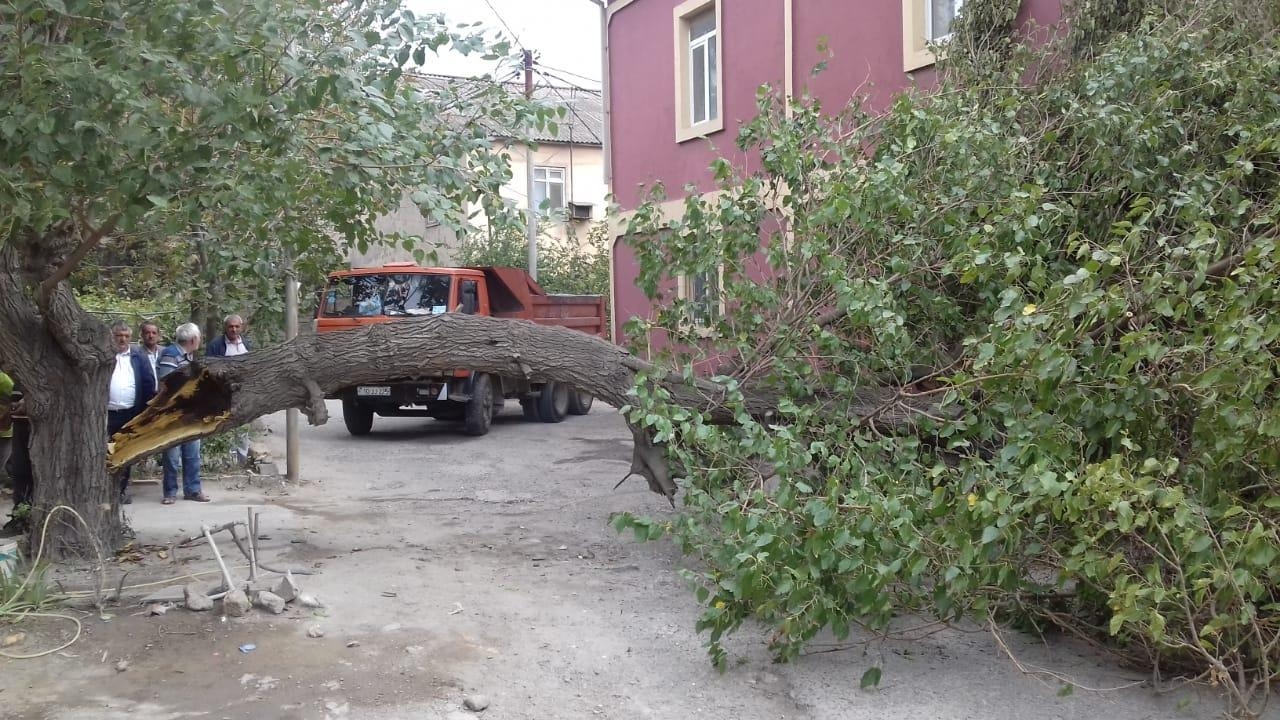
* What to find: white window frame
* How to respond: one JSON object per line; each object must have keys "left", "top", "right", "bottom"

{"left": 673, "top": 0, "right": 724, "bottom": 143}
{"left": 532, "top": 165, "right": 566, "bottom": 213}
{"left": 904, "top": 0, "right": 977, "bottom": 73}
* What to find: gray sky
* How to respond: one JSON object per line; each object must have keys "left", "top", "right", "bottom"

{"left": 405, "top": 0, "right": 604, "bottom": 88}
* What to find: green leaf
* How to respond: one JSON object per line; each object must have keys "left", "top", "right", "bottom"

{"left": 860, "top": 666, "right": 882, "bottom": 689}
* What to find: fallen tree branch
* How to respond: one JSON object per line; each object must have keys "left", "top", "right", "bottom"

{"left": 110, "top": 314, "right": 949, "bottom": 496}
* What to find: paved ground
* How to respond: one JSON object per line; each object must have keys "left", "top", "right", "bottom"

{"left": 1, "top": 401, "right": 1221, "bottom": 719}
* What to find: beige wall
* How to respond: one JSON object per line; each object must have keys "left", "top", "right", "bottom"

{"left": 484, "top": 140, "right": 608, "bottom": 249}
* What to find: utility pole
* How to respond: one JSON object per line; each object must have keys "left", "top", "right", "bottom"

{"left": 523, "top": 48, "right": 538, "bottom": 281}
{"left": 283, "top": 253, "right": 300, "bottom": 483}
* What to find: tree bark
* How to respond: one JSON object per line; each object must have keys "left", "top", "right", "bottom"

{"left": 1, "top": 234, "right": 119, "bottom": 557}
{"left": 111, "top": 314, "right": 945, "bottom": 500}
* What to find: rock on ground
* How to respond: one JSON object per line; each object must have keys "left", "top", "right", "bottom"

{"left": 254, "top": 590, "right": 287, "bottom": 614}
{"left": 222, "top": 589, "right": 251, "bottom": 617}
{"left": 463, "top": 695, "right": 490, "bottom": 712}
{"left": 273, "top": 571, "right": 300, "bottom": 602}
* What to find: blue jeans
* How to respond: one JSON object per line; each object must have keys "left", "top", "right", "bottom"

{"left": 162, "top": 440, "right": 202, "bottom": 498}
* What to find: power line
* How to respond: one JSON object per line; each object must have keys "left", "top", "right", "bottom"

{"left": 480, "top": 0, "right": 525, "bottom": 51}
{"left": 533, "top": 63, "right": 601, "bottom": 89}
{"left": 534, "top": 69, "right": 603, "bottom": 145}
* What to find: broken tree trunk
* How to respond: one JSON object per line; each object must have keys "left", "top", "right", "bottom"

{"left": 109, "top": 314, "right": 944, "bottom": 499}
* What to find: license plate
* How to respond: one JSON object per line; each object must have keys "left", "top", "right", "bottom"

{"left": 356, "top": 386, "right": 391, "bottom": 397}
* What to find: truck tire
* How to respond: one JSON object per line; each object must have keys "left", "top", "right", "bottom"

{"left": 342, "top": 396, "right": 374, "bottom": 436}
{"left": 537, "top": 382, "right": 570, "bottom": 423}
{"left": 568, "top": 389, "right": 594, "bottom": 415}
{"left": 463, "top": 373, "right": 494, "bottom": 436}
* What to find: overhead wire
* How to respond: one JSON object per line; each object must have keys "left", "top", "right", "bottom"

{"left": 533, "top": 63, "right": 602, "bottom": 89}
{"left": 535, "top": 68, "right": 605, "bottom": 145}
{"left": 480, "top": 0, "right": 526, "bottom": 51}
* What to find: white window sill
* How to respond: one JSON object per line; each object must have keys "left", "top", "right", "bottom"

{"left": 676, "top": 117, "right": 725, "bottom": 143}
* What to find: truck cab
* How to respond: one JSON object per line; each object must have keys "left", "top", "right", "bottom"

{"left": 315, "top": 263, "right": 604, "bottom": 437}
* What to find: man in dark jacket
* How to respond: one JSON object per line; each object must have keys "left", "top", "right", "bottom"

{"left": 205, "top": 314, "right": 251, "bottom": 358}
{"left": 206, "top": 313, "right": 252, "bottom": 464}
{"left": 107, "top": 321, "right": 156, "bottom": 504}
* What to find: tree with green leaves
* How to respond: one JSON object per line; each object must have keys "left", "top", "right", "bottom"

{"left": 0, "top": 0, "right": 549, "bottom": 552}
{"left": 610, "top": 1, "right": 1278, "bottom": 715}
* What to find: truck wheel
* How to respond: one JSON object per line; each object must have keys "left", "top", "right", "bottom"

{"left": 490, "top": 377, "right": 505, "bottom": 420}
{"left": 342, "top": 396, "right": 374, "bottom": 436}
{"left": 463, "top": 373, "right": 494, "bottom": 436}
{"left": 568, "top": 389, "right": 594, "bottom": 415}
{"left": 520, "top": 399, "right": 538, "bottom": 421}
{"left": 537, "top": 382, "right": 570, "bottom": 423}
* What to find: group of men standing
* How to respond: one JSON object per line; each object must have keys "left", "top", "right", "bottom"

{"left": 1, "top": 314, "right": 252, "bottom": 532}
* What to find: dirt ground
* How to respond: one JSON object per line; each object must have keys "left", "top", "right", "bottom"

{"left": 0, "top": 401, "right": 1231, "bottom": 720}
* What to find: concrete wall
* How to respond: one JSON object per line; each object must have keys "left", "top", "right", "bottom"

{"left": 347, "top": 192, "right": 460, "bottom": 268}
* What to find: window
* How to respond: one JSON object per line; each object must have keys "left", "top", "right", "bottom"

{"left": 679, "top": 268, "right": 721, "bottom": 326}
{"left": 903, "top": 0, "right": 971, "bottom": 72}
{"left": 673, "top": 0, "right": 723, "bottom": 142}
{"left": 926, "top": 0, "right": 963, "bottom": 41}
{"left": 320, "top": 273, "right": 452, "bottom": 318}
{"left": 533, "top": 166, "right": 565, "bottom": 213}
{"left": 687, "top": 10, "right": 717, "bottom": 126}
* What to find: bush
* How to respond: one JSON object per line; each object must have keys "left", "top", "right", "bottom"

{"left": 618, "top": 1, "right": 1279, "bottom": 715}
{"left": 457, "top": 221, "right": 610, "bottom": 300}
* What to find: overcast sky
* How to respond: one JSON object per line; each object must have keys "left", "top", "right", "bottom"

{"left": 405, "top": 0, "right": 604, "bottom": 88}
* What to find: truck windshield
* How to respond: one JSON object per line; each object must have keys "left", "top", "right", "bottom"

{"left": 320, "top": 274, "right": 452, "bottom": 318}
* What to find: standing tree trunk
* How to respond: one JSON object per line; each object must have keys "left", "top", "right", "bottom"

{"left": 25, "top": 358, "right": 120, "bottom": 556}
{"left": 1, "top": 229, "right": 120, "bottom": 557}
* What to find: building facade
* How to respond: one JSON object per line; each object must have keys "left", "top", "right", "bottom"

{"left": 351, "top": 77, "right": 606, "bottom": 269}
{"left": 606, "top": 0, "right": 1064, "bottom": 342}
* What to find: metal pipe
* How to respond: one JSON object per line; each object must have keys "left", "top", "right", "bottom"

{"left": 202, "top": 526, "right": 237, "bottom": 592}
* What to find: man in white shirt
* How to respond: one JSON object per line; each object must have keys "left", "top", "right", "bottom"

{"left": 205, "top": 314, "right": 252, "bottom": 464}
{"left": 107, "top": 322, "right": 156, "bottom": 505}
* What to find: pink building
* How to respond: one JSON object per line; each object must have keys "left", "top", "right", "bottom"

{"left": 605, "top": 0, "right": 1064, "bottom": 343}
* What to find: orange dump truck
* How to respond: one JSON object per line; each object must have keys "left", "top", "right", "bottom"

{"left": 315, "top": 263, "right": 605, "bottom": 437}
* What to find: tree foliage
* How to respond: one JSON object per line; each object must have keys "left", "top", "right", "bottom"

{"left": 618, "top": 1, "right": 1279, "bottom": 714}
{"left": 457, "top": 220, "right": 612, "bottom": 299}
{"left": 0, "top": 0, "right": 550, "bottom": 550}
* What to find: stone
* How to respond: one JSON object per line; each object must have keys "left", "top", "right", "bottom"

{"left": 254, "top": 590, "right": 287, "bottom": 614}
{"left": 463, "top": 695, "right": 490, "bottom": 712}
{"left": 256, "top": 462, "right": 281, "bottom": 477}
{"left": 223, "top": 589, "right": 251, "bottom": 617}
{"left": 273, "top": 571, "right": 300, "bottom": 603}
{"left": 306, "top": 625, "right": 325, "bottom": 638}
{"left": 297, "top": 593, "right": 323, "bottom": 608}
{"left": 184, "top": 585, "right": 214, "bottom": 612}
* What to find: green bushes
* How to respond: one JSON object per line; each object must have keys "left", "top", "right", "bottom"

{"left": 617, "top": 1, "right": 1279, "bottom": 715}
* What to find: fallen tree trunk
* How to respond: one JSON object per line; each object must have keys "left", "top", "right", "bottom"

{"left": 110, "top": 314, "right": 944, "bottom": 498}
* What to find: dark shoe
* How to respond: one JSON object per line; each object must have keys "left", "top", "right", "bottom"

{"left": 120, "top": 492, "right": 133, "bottom": 505}
{"left": 183, "top": 493, "right": 211, "bottom": 503}
{"left": 161, "top": 496, "right": 176, "bottom": 505}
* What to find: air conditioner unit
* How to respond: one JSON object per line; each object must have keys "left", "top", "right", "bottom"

{"left": 567, "top": 202, "right": 594, "bottom": 221}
